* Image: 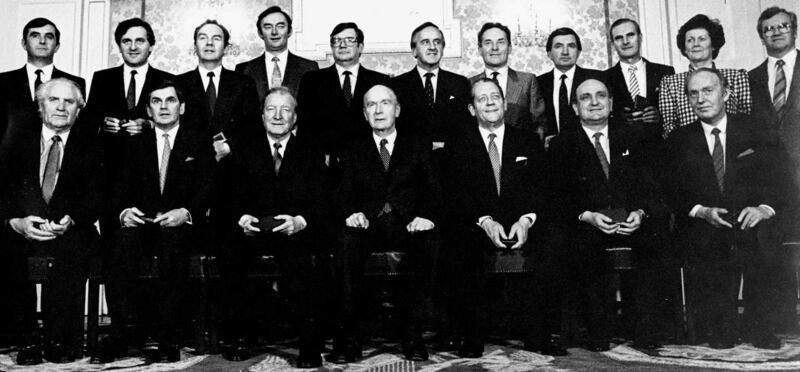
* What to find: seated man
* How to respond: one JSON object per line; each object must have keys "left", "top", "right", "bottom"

{"left": 113, "top": 81, "right": 214, "bottom": 362}
{"left": 226, "top": 87, "right": 328, "bottom": 367}
{"left": 330, "top": 84, "right": 443, "bottom": 362}
{"left": 0, "top": 78, "right": 101, "bottom": 364}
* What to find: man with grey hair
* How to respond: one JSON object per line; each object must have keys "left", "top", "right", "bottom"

{"left": 0, "top": 78, "right": 102, "bottom": 364}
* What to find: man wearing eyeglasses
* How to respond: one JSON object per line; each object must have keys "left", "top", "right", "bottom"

{"left": 748, "top": 6, "right": 800, "bottom": 338}
{"left": 296, "top": 22, "right": 389, "bottom": 163}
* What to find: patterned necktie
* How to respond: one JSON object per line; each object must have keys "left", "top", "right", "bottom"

{"left": 206, "top": 71, "right": 217, "bottom": 115}
{"left": 488, "top": 133, "right": 501, "bottom": 195}
{"left": 558, "top": 74, "right": 569, "bottom": 132}
{"left": 273, "top": 142, "right": 282, "bottom": 175}
{"left": 628, "top": 65, "right": 640, "bottom": 100}
{"left": 773, "top": 59, "right": 786, "bottom": 115}
{"left": 159, "top": 133, "right": 171, "bottom": 194}
{"left": 34, "top": 69, "right": 43, "bottom": 100}
{"left": 271, "top": 56, "right": 282, "bottom": 88}
{"left": 593, "top": 132, "right": 610, "bottom": 179}
{"left": 424, "top": 72, "right": 435, "bottom": 109}
{"left": 127, "top": 70, "right": 137, "bottom": 110}
{"left": 379, "top": 138, "right": 390, "bottom": 171}
{"left": 711, "top": 128, "right": 724, "bottom": 192}
{"left": 342, "top": 71, "right": 353, "bottom": 106}
{"left": 42, "top": 135, "right": 61, "bottom": 203}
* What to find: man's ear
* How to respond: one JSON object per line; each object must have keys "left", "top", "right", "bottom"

{"left": 468, "top": 103, "right": 476, "bottom": 117}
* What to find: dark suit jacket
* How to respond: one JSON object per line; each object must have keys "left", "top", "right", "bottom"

{"left": 470, "top": 68, "right": 546, "bottom": 133}
{"left": 666, "top": 115, "right": 784, "bottom": 262}
{"left": 175, "top": 68, "right": 260, "bottom": 152}
{"left": 537, "top": 66, "right": 605, "bottom": 136}
{"left": 0, "top": 67, "right": 85, "bottom": 151}
{"left": 750, "top": 54, "right": 800, "bottom": 239}
{"left": 337, "top": 131, "right": 443, "bottom": 225}
{"left": 390, "top": 68, "right": 471, "bottom": 143}
{"left": 235, "top": 52, "right": 319, "bottom": 104}
{"left": 606, "top": 59, "right": 675, "bottom": 142}
{"left": 296, "top": 64, "right": 389, "bottom": 155}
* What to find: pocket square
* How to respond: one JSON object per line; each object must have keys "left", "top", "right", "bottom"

{"left": 622, "top": 150, "right": 630, "bottom": 157}
{"left": 184, "top": 157, "right": 195, "bottom": 162}
{"left": 449, "top": 95, "right": 455, "bottom": 100}
{"left": 737, "top": 148, "right": 755, "bottom": 158}
{"left": 515, "top": 156, "right": 528, "bottom": 162}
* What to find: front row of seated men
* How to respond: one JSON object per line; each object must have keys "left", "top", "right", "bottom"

{"left": 0, "top": 66, "right": 790, "bottom": 366}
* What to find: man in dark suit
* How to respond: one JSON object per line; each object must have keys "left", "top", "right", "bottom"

{"left": 330, "top": 85, "right": 442, "bottom": 362}
{"left": 0, "top": 18, "right": 85, "bottom": 152}
{"left": 235, "top": 6, "right": 319, "bottom": 101}
{"left": 667, "top": 68, "right": 786, "bottom": 349}
{"left": 0, "top": 78, "right": 102, "bottom": 364}
{"left": 549, "top": 78, "right": 667, "bottom": 351}
{"left": 113, "top": 81, "right": 214, "bottom": 362}
{"left": 390, "top": 22, "right": 471, "bottom": 147}
{"left": 537, "top": 27, "right": 604, "bottom": 145}
{"left": 470, "top": 22, "right": 545, "bottom": 135}
{"left": 606, "top": 18, "right": 674, "bottom": 146}
{"left": 444, "top": 78, "right": 548, "bottom": 357}
{"left": 226, "top": 87, "right": 327, "bottom": 367}
{"left": 296, "top": 22, "right": 389, "bottom": 159}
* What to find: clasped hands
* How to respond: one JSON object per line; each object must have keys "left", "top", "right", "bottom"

{"left": 581, "top": 210, "right": 643, "bottom": 235}
{"left": 10, "top": 215, "right": 73, "bottom": 241}
{"left": 480, "top": 217, "right": 531, "bottom": 249}
{"left": 239, "top": 214, "right": 306, "bottom": 236}
{"left": 345, "top": 212, "right": 434, "bottom": 233}
{"left": 695, "top": 206, "right": 772, "bottom": 230}
{"left": 622, "top": 106, "right": 660, "bottom": 125}
{"left": 103, "top": 117, "right": 147, "bottom": 135}
{"left": 121, "top": 207, "right": 189, "bottom": 227}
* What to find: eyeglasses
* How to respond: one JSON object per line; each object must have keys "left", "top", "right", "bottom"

{"left": 763, "top": 22, "right": 792, "bottom": 36}
{"left": 330, "top": 36, "right": 358, "bottom": 46}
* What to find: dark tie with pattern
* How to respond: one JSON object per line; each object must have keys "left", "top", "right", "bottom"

{"left": 558, "top": 74, "right": 569, "bottom": 132}
{"left": 773, "top": 59, "right": 786, "bottom": 116}
{"left": 379, "top": 138, "right": 390, "bottom": 171}
{"left": 273, "top": 142, "right": 282, "bottom": 175}
{"left": 593, "top": 132, "right": 610, "bottom": 179}
{"left": 488, "top": 133, "right": 501, "bottom": 195}
{"left": 342, "top": 71, "right": 353, "bottom": 106}
{"left": 34, "top": 69, "right": 43, "bottom": 100}
{"left": 206, "top": 71, "right": 217, "bottom": 115}
{"left": 42, "top": 135, "right": 62, "bottom": 203}
{"left": 271, "top": 56, "right": 282, "bottom": 88}
{"left": 127, "top": 70, "right": 137, "bottom": 110}
{"left": 424, "top": 72, "right": 435, "bottom": 109}
{"left": 628, "top": 65, "right": 640, "bottom": 100}
{"left": 711, "top": 128, "right": 724, "bottom": 192}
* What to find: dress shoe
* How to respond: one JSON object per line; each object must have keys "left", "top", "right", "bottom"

{"left": 44, "top": 342, "right": 78, "bottom": 363}
{"left": 16, "top": 344, "right": 43, "bottom": 365}
{"left": 222, "top": 339, "right": 249, "bottom": 362}
{"left": 296, "top": 351, "right": 323, "bottom": 368}
{"left": 751, "top": 334, "right": 781, "bottom": 350}
{"left": 457, "top": 342, "right": 483, "bottom": 358}
{"left": 90, "top": 336, "right": 127, "bottom": 364}
{"left": 708, "top": 338, "right": 735, "bottom": 349}
{"left": 402, "top": 341, "right": 429, "bottom": 361}
{"left": 586, "top": 339, "right": 610, "bottom": 352}
{"left": 325, "top": 339, "right": 362, "bottom": 363}
{"left": 160, "top": 344, "right": 181, "bottom": 363}
{"left": 523, "top": 337, "right": 568, "bottom": 356}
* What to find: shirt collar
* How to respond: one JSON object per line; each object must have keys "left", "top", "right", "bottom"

{"left": 155, "top": 124, "right": 180, "bottom": 138}
{"left": 484, "top": 65, "right": 509, "bottom": 78}
{"left": 416, "top": 66, "right": 440, "bottom": 80}
{"left": 619, "top": 58, "right": 644, "bottom": 72}
{"left": 700, "top": 114, "right": 727, "bottom": 136}
{"left": 478, "top": 123, "right": 505, "bottom": 140}
{"left": 373, "top": 130, "right": 397, "bottom": 147}
{"left": 582, "top": 124, "right": 608, "bottom": 140}
{"left": 41, "top": 124, "right": 70, "bottom": 145}
{"left": 123, "top": 63, "right": 149, "bottom": 77}
{"left": 335, "top": 63, "right": 360, "bottom": 77}
{"left": 268, "top": 134, "right": 291, "bottom": 150}
{"left": 198, "top": 65, "right": 222, "bottom": 79}
{"left": 555, "top": 65, "right": 577, "bottom": 80}
{"left": 768, "top": 48, "right": 798, "bottom": 69}
{"left": 27, "top": 63, "right": 54, "bottom": 77}
{"left": 265, "top": 49, "right": 289, "bottom": 63}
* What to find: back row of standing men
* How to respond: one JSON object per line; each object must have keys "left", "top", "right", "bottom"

{"left": 0, "top": 4, "right": 797, "bottom": 368}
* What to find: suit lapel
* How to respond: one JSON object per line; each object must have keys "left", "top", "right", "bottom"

{"left": 688, "top": 123, "right": 721, "bottom": 195}
{"left": 435, "top": 71, "right": 449, "bottom": 105}
{"left": 216, "top": 69, "right": 237, "bottom": 120}
{"left": 643, "top": 59, "right": 659, "bottom": 100}
{"left": 783, "top": 50, "right": 800, "bottom": 117}
{"left": 188, "top": 69, "right": 212, "bottom": 117}
{"left": 610, "top": 63, "right": 633, "bottom": 108}
{"left": 505, "top": 69, "right": 522, "bottom": 105}
{"left": 15, "top": 67, "right": 33, "bottom": 101}
{"left": 283, "top": 53, "right": 301, "bottom": 93}
{"left": 325, "top": 66, "right": 348, "bottom": 107}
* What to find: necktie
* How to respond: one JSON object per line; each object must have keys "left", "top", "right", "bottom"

{"left": 34, "top": 69, "right": 43, "bottom": 100}
{"left": 206, "top": 71, "right": 217, "bottom": 115}
{"left": 379, "top": 138, "right": 390, "bottom": 171}
{"left": 488, "top": 133, "right": 501, "bottom": 195}
{"left": 628, "top": 65, "right": 640, "bottom": 100}
{"left": 127, "top": 70, "right": 138, "bottom": 110}
{"left": 342, "top": 71, "right": 353, "bottom": 106}
{"left": 424, "top": 72, "right": 435, "bottom": 109}
{"left": 491, "top": 71, "right": 499, "bottom": 82}
{"left": 270, "top": 56, "right": 282, "bottom": 88}
{"left": 159, "top": 133, "right": 171, "bottom": 194}
{"left": 273, "top": 142, "right": 282, "bottom": 175}
{"left": 711, "top": 128, "right": 724, "bottom": 192}
{"left": 593, "top": 132, "right": 610, "bottom": 179}
{"left": 773, "top": 59, "right": 786, "bottom": 115}
{"left": 42, "top": 135, "right": 61, "bottom": 203}
{"left": 558, "top": 74, "right": 569, "bottom": 132}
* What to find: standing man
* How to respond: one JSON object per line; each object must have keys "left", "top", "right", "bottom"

{"left": 470, "top": 22, "right": 545, "bottom": 135}
{"left": 605, "top": 18, "right": 674, "bottom": 146}
{"left": 666, "top": 68, "right": 786, "bottom": 349}
{"left": 296, "top": 22, "right": 389, "bottom": 160}
{"left": 236, "top": 6, "right": 319, "bottom": 102}
{"left": 390, "top": 22, "right": 471, "bottom": 146}
{"left": 113, "top": 81, "right": 214, "bottom": 362}
{"left": 0, "top": 78, "right": 102, "bottom": 364}
{"left": 0, "top": 18, "right": 85, "bottom": 150}
{"left": 444, "top": 78, "right": 548, "bottom": 357}
{"left": 537, "top": 27, "right": 604, "bottom": 143}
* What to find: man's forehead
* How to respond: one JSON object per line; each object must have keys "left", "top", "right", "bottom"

{"left": 27, "top": 25, "right": 56, "bottom": 35}
{"left": 552, "top": 34, "right": 577, "bottom": 44}
{"left": 150, "top": 87, "right": 178, "bottom": 99}
{"left": 416, "top": 26, "right": 442, "bottom": 39}
{"left": 333, "top": 28, "right": 357, "bottom": 37}
{"left": 121, "top": 26, "right": 147, "bottom": 39}
{"left": 687, "top": 71, "right": 720, "bottom": 88}
{"left": 265, "top": 92, "right": 296, "bottom": 107}
{"left": 263, "top": 12, "right": 288, "bottom": 25}
{"left": 576, "top": 79, "right": 608, "bottom": 95}
{"left": 198, "top": 24, "right": 224, "bottom": 36}
{"left": 473, "top": 81, "right": 500, "bottom": 95}
{"left": 611, "top": 22, "right": 637, "bottom": 37}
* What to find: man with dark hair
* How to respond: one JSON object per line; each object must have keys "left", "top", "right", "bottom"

{"left": 236, "top": 6, "right": 319, "bottom": 101}
{"left": 0, "top": 18, "right": 85, "bottom": 150}
{"left": 537, "top": 27, "right": 604, "bottom": 144}
{"left": 296, "top": 22, "right": 389, "bottom": 160}
{"left": 0, "top": 78, "right": 102, "bottom": 364}
{"left": 390, "top": 22, "right": 471, "bottom": 146}
{"left": 605, "top": 18, "right": 674, "bottom": 145}
{"left": 113, "top": 81, "right": 214, "bottom": 362}
{"left": 470, "top": 22, "right": 545, "bottom": 135}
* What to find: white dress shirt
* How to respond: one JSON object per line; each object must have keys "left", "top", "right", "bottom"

{"left": 335, "top": 63, "right": 360, "bottom": 95}
{"left": 416, "top": 66, "right": 440, "bottom": 99}
{"left": 123, "top": 63, "right": 150, "bottom": 106}
{"left": 39, "top": 125, "right": 70, "bottom": 186}
{"left": 266, "top": 49, "right": 289, "bottom": 88}
{"left": 552, "top": 66, "right": 577, "bottom": 130}
{"left": 27, "top": 63, "right": 54, "bottom": 100}
{"left": 267, "top": 134, "right": 290, "bottom": 158}
{"left": 372, "top": 130, "right": 397, "bottom": 156}
{"left": 768, "top": 48, "right": 797, "bottom": 99}
{"left": 198, "top": 65, "right": 222, "bottom": 96}
{"left": 484, "top": 65, "right": 509, "bottom": 95}
{"left": 619, "top": 59, "right": 647, "bottom": 98}
{"left": 581, "top": 124, "right": 611, "bottom": 164}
